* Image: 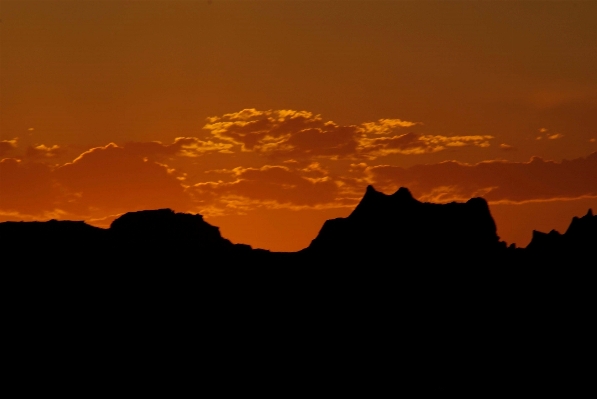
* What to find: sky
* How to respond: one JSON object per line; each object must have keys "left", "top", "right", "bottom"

{"left": 1, "top": 0, "right": 596, "bottom": 251}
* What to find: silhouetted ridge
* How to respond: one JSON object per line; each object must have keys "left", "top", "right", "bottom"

{"left": 305, "top": 186, "right": 501, "bottom": 259}
{"left": 349, "top": 186, "right": 418, "bottom": 220}
{"left": 0, "top": 219, "right": 107, "bottom": 256}
{"left": 108, "top": 208, "right": 255, "bottom": 260}
{"left": 110, "top": 208, "right": 230, "bottom": 247}
{"left": 527, "top": 208, "right": 596, "bottom": 257}
{"left": 5, "top": 196, "right": 595, "bottom": 365}
{"left": 0, "top": 188, "right": 593, "bottom": 267}
{"left": 391, "top": 186, "right": 416, "bottom": 201}
{"left": 565, "top": 208, "right": 594, "bottom": 237}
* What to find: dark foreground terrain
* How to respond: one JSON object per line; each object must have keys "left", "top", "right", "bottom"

{"left": 2, "top": 185, "right": 595, "bottom": 304}
{"left": 2, "top": 186, "right": 595, "bottom": 374}
{"left": 2, "top": 185, "right": 594, "bottom": 266}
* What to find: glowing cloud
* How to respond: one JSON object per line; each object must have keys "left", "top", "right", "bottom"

{"left": 500, "top": 143, "right": 516, "bottom": 151}
{"left": 26, "top": 144, "right": 64, "bottom": 159}
{"left": 203, "top": 109, "right": 491, "bottom": 160}
{"left": 191, "top": 164, "right": 342, "bottom": 215}
{"left": 124, "top": 137, "right": 233, "bottom": 159}
{"left": 360, "top": 118, "right": 419, "bottom": 134}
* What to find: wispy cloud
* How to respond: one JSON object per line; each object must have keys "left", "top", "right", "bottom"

{"left": 547, "top": 133, "right": 564, "bottom": 140}
{"left": 499, "top": 143, "right": 516, "bottom": 151}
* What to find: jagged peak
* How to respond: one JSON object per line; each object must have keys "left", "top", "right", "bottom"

{"left": 391, "top": 187, "right": 414, "bottom": 200}
{"left": 348, "top": 186, "right": 425, "bottom": 220}
{"left": 359, "top": 185, "right": 387, "bottom": 202}
{"left": 564, "top": 208, "right": 596, "bottom": 236}
{"left": 349, "top": 185, "right": 388, "bottom": 218}
{"left": 365, "top": 184, "right": 383, "bottom": 196}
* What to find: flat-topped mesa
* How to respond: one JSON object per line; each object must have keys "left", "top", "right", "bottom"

{"left": 306, "top": 186, "right": 501, "bottom": 257}
{"left": 0, "top": 219, "right": 104, "bottom": 242}
{"left": 109, "top": 208, "right": 235, "bottom": 249}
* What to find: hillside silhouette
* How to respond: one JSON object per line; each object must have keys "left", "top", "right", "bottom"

{"left": 302, "top": 186, "right": 505, "bottom": 262}
{"left": 3, "top": 185, "right": 595, "bottom": 357}
{"left": 1, "top": 186, "right": 594, "bottom": 266}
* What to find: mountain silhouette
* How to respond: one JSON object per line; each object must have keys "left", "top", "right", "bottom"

{"left": 108, "top": 209, "right": 253, "bottom": 262}
{"left": 302, "top": 186, "right": 505, "bottom": 262}
{"left": 526, "top": 208, "right": 595, "bottom": 261}
{"left": 3, "top": 185, "right": 594, "bottom": 359}
{"left": 1, "top": 208, "right": 254, "bottom": 264}
{"left": 1, "top": 186, "right": 594, "bottom": 266}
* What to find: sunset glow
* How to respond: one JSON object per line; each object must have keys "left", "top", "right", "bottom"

{"left": 1, "top": 1, "right": 596, "bottom": 251}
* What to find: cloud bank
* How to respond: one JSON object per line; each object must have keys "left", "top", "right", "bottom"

{"left": 363, "top": 152, "right": 597, "bottom": 204}
{"left": 203, "top": 109, "right": 491, "bottom": 160}
{"left": 1, "top": 109, "right": 595, "bottom": 224}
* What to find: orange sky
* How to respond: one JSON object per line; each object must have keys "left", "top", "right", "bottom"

{"left": 1, "top": 0, "right": 596, "bottom": 251}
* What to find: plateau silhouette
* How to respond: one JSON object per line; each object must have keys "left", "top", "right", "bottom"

{"left": 3, "top": 186, "right": 594, "bottom": 357}
{"left": 2, "top": 186, "right": 594, "bottom": 267}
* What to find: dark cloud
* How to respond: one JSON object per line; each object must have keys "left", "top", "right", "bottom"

{"left": 0, "top": 158, "right": 57, "bottom": 214}
{"left": 191, "top": 164, "right": 342, "bottom": 214}
{"left": 55, "top": 144, "right": 193, "bottom": 215}
{"left": 364, "top": 152, "right": 597, "bottom": 203}
{"left": 0, "top": 138, "right": 18, "bottom": 157}
{"left": 25, "top": 144, "right": 65, "bottom": 159}
{"left": 0, "top": 143, "right": 196, "bottom": 220}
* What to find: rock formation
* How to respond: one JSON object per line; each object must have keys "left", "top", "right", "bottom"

{"left": 0, "top": 187, "right": 593, "bottom": 267}
{"left": 303, "top": 186, "right": 505, "bottom": 261}
{"left": 526, "top": 208, "right": 595, "bottom": 260}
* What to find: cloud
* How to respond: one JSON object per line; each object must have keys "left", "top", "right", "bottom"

{"left": 536, "top": 128, "right": 564, "bottom": 141}
{"left": 203, "top": 108, "right": 491, "bottom": 160}
{"left": 499, "top": 143, "right": 516, "bottom": 151}
{"left": 358, "top": 133, "right": 493, "bottom": 158}
{"left": 56, "top": 143, "right": 193, "bottom": 216}
{"left": 86, "top": 212, "right": 125, "bottom": 229}
{"left": 26, "top": 144, "right": 65, "bottom": 159}
{"left": 2, "top": 132, "right": 595, "bottom": 228}
{"left": 0, "top": 142, "right": 196, "bottom": 220}
{"left": 360, "top": 118, "right": 420, "bottom": 134}
{"left": 124, "top": 137, "right": 233, "bottom": 159}
{"left": 0, "top": 138, "right": 18, "bottom": 157}
{"left": 0, "top": 158, "right": 58, "bottom": 214}
{"left": 190, "top": 164, "right": 346, "bottom": 215}
{"left": 1, "top": 138, "right": 358, "bottom": 221}
{"left": 362, "top": 152, "right": 597, "bottom": 204}
{"left": 204, "top": 109, "right": 325, "bottom": 152}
